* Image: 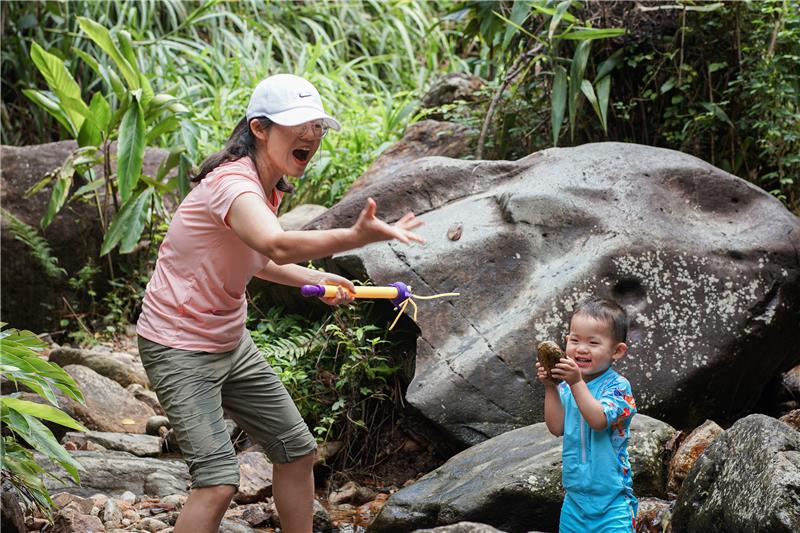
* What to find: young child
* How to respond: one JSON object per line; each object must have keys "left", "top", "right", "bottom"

{"left": 536, "top": 298, "right": 638, "bottom": 533}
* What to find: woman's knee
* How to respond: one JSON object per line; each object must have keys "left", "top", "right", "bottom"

{"left": 194, "top": 483, "right": 237, "bottom": 501}
{"left": 274, "top": 450, "right": 315, "bottom": 473}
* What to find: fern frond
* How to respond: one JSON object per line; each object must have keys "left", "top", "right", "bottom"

{"left": 1, "top": 208, "right": 66, "bottom": 279}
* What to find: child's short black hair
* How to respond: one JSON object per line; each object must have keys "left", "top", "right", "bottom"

{"left": 570, "top": 298, "right": 628, "bottom": 343}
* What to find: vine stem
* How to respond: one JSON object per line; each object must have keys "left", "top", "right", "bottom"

{"left": 476, "top": 44, "right": 543, "bottom": 160}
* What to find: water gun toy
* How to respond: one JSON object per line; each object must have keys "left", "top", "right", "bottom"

{"left": 301, "top": 281, "right": 459, "bottom": 330}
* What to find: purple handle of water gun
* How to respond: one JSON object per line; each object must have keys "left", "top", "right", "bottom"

{"left": 300, "top": 284, "right": 325, "bottom": 297}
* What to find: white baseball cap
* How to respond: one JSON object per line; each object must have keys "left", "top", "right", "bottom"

{"left": 246, "top": 74, "right": 341, "bottom": 131}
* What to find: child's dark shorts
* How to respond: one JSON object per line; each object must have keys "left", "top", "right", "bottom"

{"left": 138, "top": 333, "right": 317, "bottom": 489}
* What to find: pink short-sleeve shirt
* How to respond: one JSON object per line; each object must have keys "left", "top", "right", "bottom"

{"left": 137, "top": 157, "right": 283, "bottom": 352}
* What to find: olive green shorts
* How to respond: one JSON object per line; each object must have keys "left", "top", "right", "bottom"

{"left": 137, "top": 333, "right": 316, "bottom": 489}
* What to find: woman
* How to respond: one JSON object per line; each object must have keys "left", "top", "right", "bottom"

{"left": 136, "top": 74, "right": 423, "bottom": 533}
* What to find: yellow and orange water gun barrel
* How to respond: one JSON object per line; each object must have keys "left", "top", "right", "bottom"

{"left": 301, "top": 281, "right": 459, "bottom": 330}
{"left": 301, "top": 281, "right": 412, "bottom": 306}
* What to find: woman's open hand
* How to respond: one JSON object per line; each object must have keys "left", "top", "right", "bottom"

{"left": 353, "top": 198, "right": 424, "bottom": 245}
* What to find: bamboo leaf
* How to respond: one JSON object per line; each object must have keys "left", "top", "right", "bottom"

{"left": 100, "top": 188, "right": 155, "bottom": 255}
{"left": 580, "top": 79, "right": 604, "bottom": 130}
{"left": 568, "top": 40, "right": 591, "bottom": 141}
{"left": 1, "top": 398, "right": 87, "bottom": 432}
{"left": 532, "top": 3, "right": 578, "bottom": 23}
{"left": 557, "top": 28, "right": 626, "bottom": 40}
{"left": 551, "top": 65, "right": 567, "bottom": 146}
{"left": 596, "top": 75, "right": 611, "bottom": 133}
{"left": 549, "top": 1, "right": 573, "bottom": 41}
{"left": 18, "top": 413, "right": 84, "bottom": 482}
{"left": 594, "top": 49, "right": 624, "bottom": 82}
{"left": 117, "top": 98, "right": 145, "bottom": 203}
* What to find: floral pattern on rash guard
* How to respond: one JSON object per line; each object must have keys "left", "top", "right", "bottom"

{"left": 599, "top": 373, "right": 637, "bottom": 491}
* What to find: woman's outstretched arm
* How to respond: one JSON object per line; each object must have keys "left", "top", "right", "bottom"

{"left": 228, "top": 194, "right": 423, "bottom": 265}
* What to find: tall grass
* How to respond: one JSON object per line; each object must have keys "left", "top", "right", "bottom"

{"left": 3, "top": 0, "right": 467, "bottom": 207}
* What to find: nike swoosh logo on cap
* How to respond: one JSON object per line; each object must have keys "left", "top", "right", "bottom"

{"left": 299, "top": 93, "right": 312, "bottom": 98}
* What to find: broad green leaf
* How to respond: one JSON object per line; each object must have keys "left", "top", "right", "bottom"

{"left": 40, "top": 158, "right": 74, "bottom": 229}
{"left": 155, "top": 147, "right": 185, "bottom": 182}
{"left": 532, "top": 3, "right": 578, "bottom": 23}
{"left": 107, "top": 68, "right": 127, "bottom": 101}
{"left": 580, "top": 79, "right": 605, "bottom": 131}
{"left": 502, "top": 0, "right": 533, "bottom": 48}
{"left": 551, "top": 65, "right": 567, "bottom": 146}
{"left": 177, "top": 155, "right": 192, "bottom": 198}
{"left": 71, "top": 47, "right": 107, "bottom": 86}
{"left": 550, "top": 65, "right": 567, "bottom": 146}
{"left": 701, "top": 102, "right": 734, "bottom": 127}
{"left": 568, "top": 40, "right": 591, "bottom": 141}
{"left": 117, "top": 99, "right": 145, "bottom": 203}
{"left": 88, "top": 92, "right": 112, "bottom": 133}
{"left": 1, "top": 397, "right": 87, "bottom": 431}
{"left": 557, "top": 28, "right": 626, "bottom": 40}
{"left": 101, "top": 187, "right": 155, "bottom": 255}
{"left": 139, "top": 74, "right": 154, "bottom": 109}
{"left": 144, "top": 116, "right": 180, "bottom": 146}
{"left": 596, "top": 75, "right": 611, "bottom": 133}
{"left": 660, "top": 77, "right": 677, "bottom": 94}
{"left": 72, "top": 178, "right": 105, "bottom": 197}
{"left": 29, "top": 42, "right": 87, "bottom": 132}
{"left": 594, "top": 49, "right": 624, "bottom": 82}
{"left": 77, "top": 17, "right": 140, "bottom": 90}
{"left": 77, "top": 115, "right": 101, "bottom": 148}
{"left": 22, "top": 414, "right": 84, "bottom": 481}
{"left": 116, "top": 30, "right": 139, "bottom": 74}
{"left": 22, "top": 89, "right": 75, "bottom": 136}
{"left": 709, "top": 61, "right": 727, "bottom": 73}
{"left": 549, "top": 1, "right": 573, "bottom": 41}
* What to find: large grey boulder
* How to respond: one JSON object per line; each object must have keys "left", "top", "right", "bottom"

{"left": 0, "top": 141, "right": 170, "bottom": 331}
{"left": 62, "top": 431, "right": 162, "bottom": 457}
{"left": 368, "top": 415, "right": 674, "bottom": 533}
{"left": 671, "top": 414, "right": 800, "bottom": 533}
{"left": 49, "top": 347, "right": 149, "bottom": 388}
{"left": 61, "top": 364, "right": 155, "bottom": 434}
{"left": 38, "top": 450, "right": 189, "bottom": 498}
{"left": 307, "top": 142, "right": 800, "bottom": 446}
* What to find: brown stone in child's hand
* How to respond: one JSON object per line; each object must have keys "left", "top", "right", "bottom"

{"left": 537, "top": 340, "right": 564, "bottom": 381}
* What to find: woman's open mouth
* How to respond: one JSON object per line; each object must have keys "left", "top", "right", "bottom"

{"left": 292, "top": 148, "right": 311, "bottom": 163}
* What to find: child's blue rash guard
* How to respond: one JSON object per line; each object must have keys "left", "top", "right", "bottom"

{"left": 558, "top": 367, "right": 638, "bottom": 529}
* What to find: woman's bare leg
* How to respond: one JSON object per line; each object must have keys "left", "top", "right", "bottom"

{"left": 272, "top": 451, "right": 315, "bottom": 533}
{"left": 174, "top": 484, "right": 237, "bottom": 533}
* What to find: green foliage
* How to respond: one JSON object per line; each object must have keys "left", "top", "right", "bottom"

{"left": 0, "top": 208, "right": 66, "bottom": 279}
{"left": 0, "top": 324, "right": 87, "bottom": 519}
{"left": 612, "top": 0, "right": 799, "bottom": 211}
{"left": 249, "top": 301, "right": 401, "bottom": 466}
{"left": 446, "top": 0, "right": 799, "bottom": 211}
{"left": 450, "top": 0, "right": 625, "bottom": 153}
{"left": 22, "top": 16, "right": 188, "bottom": 256}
